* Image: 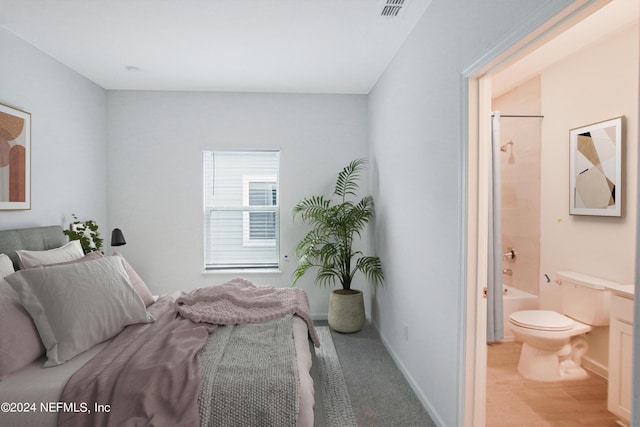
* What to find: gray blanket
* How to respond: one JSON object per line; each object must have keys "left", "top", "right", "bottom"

{"left": 198, "top": 315, "right": 300, "bottom": 427}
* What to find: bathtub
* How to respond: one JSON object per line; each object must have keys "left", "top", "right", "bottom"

{"left": 501, "top": 285, "right": 538, "bottom": 341}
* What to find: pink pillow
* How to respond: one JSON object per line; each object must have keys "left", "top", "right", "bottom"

{"left": 0, "top": 288, "right": 45, "bottom": 378}
{"left": 113, "top": 251, "right": 154, "bottom": 307}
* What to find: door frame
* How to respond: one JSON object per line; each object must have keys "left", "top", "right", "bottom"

{"left": 461, "top": 1, "right": 613, "bottom": 425}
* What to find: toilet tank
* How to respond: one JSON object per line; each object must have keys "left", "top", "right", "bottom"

{"left": 557, "top": 271, "right": 614, "bottom": 326}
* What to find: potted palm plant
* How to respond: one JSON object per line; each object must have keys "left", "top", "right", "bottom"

{"left": 292, "top": 159, "right": 384, "bottom": 332}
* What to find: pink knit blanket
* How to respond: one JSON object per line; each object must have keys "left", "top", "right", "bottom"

{"left": 175, "top": 278, "right": 320, "bottom": 347}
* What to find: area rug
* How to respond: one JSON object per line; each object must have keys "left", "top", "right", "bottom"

{"left": 315, "top": 326, "right": 358, "bottom": 427}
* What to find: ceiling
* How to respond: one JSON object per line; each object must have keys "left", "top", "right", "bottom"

{"left": 492, "top": 0, "right": 639, "bottom": 97}
{"left": 0, "top": 0, "right": 433, "bottom": 94}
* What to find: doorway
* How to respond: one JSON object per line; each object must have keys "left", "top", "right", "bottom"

{"left": 463, "top": 1, "right": 639, "bottom": 425}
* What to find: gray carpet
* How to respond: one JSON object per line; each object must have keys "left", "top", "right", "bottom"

{"left": 316, "top": 321, "right": 436, "bottom": 427}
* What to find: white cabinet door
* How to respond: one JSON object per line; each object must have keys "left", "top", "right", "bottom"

{"left": 608, "top": 295, "right": 633, "bottom": 424}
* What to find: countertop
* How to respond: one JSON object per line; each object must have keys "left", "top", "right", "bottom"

{"left": 606, "top": 284, "right": 634, "bottom": 299}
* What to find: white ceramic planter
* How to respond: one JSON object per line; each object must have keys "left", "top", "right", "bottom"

{"left": 328, "top": 289, "right": 365, "bottom": 333}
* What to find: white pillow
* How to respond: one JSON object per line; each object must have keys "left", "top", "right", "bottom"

{"left": 0, "top": 254, "right": 15, "bottom": 278}
{"left": 6, "top": 256, "right": 154, "bottom": 367}
{"left": 16, "top": 240, "right": 84, "bottom": 269}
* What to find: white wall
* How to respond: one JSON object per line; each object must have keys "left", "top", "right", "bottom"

{"left": 539, "top": 24, "right": 639, "bottom": 369}
{"left": 0, "top": 29, "right": 107, "bottom": 233}
{"left": 368, "top": 0, "right": 574, "bottom": 425}
{"left": 539, "top": 23, "right": 638, "bottom": 305}
{"left": 107, "top": 91, "right": 369, "bottom": 317}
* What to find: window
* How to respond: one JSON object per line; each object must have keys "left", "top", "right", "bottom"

{"left": 203, "top": 150, "right": 280, "bottom": 270}
{"left": 243, "top": 176, "right": 277, "bottom": 246}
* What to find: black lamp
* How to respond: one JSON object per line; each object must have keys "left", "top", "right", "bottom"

{"left": 111, "top": 228, "right": 127, "bottom": 247}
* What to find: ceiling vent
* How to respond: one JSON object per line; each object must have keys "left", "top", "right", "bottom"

{"left": 381, "top": 0, "right": 406, "bottom": 18}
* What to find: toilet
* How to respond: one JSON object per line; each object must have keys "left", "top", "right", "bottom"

{"left": 508, "top": 271, "right": 613, "bottom": 381}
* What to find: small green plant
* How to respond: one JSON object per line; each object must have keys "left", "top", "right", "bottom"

{"left": 291, "top": 159, "right": 384, "bottom": 289}
{"left": 63, "top": 214, "right": 103, "bottom": 254}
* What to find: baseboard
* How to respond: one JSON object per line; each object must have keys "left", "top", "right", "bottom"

{"left": 312, "top": 313, "right": 372, "bottom": 322}
{"left": 583, "top": 355, "right": 608, "bottom": 380}
{"left": 370, "top": 320, "right": 446, "bottom": 427}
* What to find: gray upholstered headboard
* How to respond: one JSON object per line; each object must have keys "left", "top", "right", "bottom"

{"left": 0, "top": 226, "right": 67, "bottom": 270}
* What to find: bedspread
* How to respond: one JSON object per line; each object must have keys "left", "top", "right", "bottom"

{"left": 58, "top": 280, "right": 318, "bottom": 427}
{"left": 175, "top": 278, "right": 320, "bottom": 347}
{"left": 58, "top": 295, "right": 215, "bottom": 427}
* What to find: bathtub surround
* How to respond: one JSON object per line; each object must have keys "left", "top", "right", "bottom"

{"left": 492, "top": 77, "right": 542, "bottom": 298}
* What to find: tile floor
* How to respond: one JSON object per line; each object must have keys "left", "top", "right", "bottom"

{"left": 486, "top": 341, "right": 622, "bottom": 427}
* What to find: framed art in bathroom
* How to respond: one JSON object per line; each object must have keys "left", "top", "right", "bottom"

{"left": 569, "top": 116, "right": 623, "bottom": 217}
{"left": 0, "top": 102, "right": 31, "bottom": 210}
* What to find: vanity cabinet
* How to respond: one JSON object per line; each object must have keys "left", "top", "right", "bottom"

{"left": 607, "top": 292, "right": 633, "bottom": 424}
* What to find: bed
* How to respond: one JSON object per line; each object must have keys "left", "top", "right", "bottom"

{"left": 0, "top": 225, "right": 319, "bottom": 427}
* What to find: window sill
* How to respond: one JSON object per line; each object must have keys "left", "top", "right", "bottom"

{"left": 201, "top": 268, "right": 283, "bottom": 275}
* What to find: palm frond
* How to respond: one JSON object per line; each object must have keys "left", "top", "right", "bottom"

{"left": 316, "top": 265, "right": 340, "bottom": 287}
{"left": 355, "top": 256, "right": 384, "bottom": 286}
{"left": 334, "top": 158, "right": 366, "bottom": 199}
{"left": 292, "top": 256, "right": 314, "bottom": 287}
{"left": 296, "top": 227, "right": 328, "bottom": 252}
{"left": 291, "top": 196, "right": 331, "bottom": 222}
{"left": 341, "top": 197, "right": 374, "bottom": 236}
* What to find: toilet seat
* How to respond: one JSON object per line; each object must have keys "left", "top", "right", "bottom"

{"left": 509, "top": 310, "right": 574, "bottom": 331}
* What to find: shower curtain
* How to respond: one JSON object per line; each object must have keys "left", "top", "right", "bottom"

{"left": 487, "top": 112, "right": 504, "bottom": 342}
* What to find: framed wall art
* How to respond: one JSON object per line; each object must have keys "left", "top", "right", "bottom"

{"left": 0, "top": 103, "right": 31, "bottom": 210}
{"left": 569, "top": 116, "right": 623, "bottom": 217}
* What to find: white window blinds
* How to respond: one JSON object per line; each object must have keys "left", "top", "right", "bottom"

{"left": 203, "top": 150, "right": 280, "bottom": 270}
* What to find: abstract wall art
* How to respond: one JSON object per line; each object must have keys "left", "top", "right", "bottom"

{"left": 569, "top": 116, "right": 623, "bottom": 217}
{"left": 0, "top": 103, "right": 31, "bottom": 210}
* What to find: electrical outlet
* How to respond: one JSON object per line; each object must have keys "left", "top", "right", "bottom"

{"left": 403, "top": 323, "right": 409, "bottom": 341}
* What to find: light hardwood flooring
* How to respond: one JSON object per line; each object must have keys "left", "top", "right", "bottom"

{"left": 486, "top": 341, "right": 621, "bottom": 427}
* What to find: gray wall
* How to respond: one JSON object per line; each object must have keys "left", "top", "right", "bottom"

{"left": 0, "top": 29, "right": 107, "bottom": 232}
{"left": 368, "top": 1, "right": 574, "bottom": 425}
{"left": 106, "top": 91, "right": 369, "bottom": 317}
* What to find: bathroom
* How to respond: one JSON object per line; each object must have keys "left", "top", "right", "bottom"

{"left": 485, "top": 4, "right": 638, "bottom": 426}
